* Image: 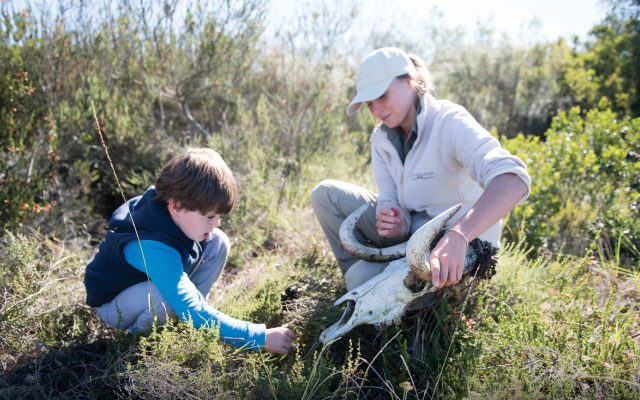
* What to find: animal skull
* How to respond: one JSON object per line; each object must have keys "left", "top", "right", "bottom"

{"left": 320, "top": 203, "right": 481, "bottom": 344}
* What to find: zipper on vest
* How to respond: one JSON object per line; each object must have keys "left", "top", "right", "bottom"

{"left": 191, "top": 240, "right": 205, "bottom": 274}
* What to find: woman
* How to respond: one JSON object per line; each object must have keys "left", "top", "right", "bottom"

{"left": 311, "top": 47, "right": 531, "bottom": 291}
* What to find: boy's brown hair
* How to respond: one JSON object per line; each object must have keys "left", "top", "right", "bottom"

{"left": 154, "top": 148, "right": 237, "bottom": 215}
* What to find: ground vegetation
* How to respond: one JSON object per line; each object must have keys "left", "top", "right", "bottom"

{"left": 1, "top": 0, "right": 639, "bottom": 398}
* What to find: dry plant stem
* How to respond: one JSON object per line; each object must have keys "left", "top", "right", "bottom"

{"left": 356, "top": 359, "right": 401, "bottom": 399}
{"left": 356, "top": 330, "right": 403, "bottom": 400}
{"left": 91, "top": 101, "right": 154, "bottom": 317}
{"left": 305, "top": 369, "right": 344, "bottom": 399}
{"left": 399, "top": 355, "right": 420, "bottom": 398}
{"left": 0, "top": 277, "right": 66, "bottom": 318}
{"left": 430, "top": 266, "right": 480, "bottom": 400}
{"left": 258, "top": 352, "right": 278, "bottom": 400}
{"left": 33, "top": 303, "right": 93, "bottom": 317}
{"left": 301, "top": 340, "right": 335, "bottom": 400}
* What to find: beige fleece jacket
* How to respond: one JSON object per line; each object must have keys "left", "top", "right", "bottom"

{"left": 371, "top": 95, "right": 531, "bottom": 244}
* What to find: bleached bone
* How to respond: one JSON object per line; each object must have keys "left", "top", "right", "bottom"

{"left": 339, "top": 202, "right": 407, "bottom": 262}
{"left": 320, "top": 204, "right": 481, "bottom": 344}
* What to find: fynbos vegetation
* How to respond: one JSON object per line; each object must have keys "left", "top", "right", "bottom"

{"left": 1, "top": 0, "right": 639, "bottom": 398}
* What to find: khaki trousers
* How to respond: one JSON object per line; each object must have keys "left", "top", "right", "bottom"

{"left": 311, "top": 180, "right": 412, "bottom": 290}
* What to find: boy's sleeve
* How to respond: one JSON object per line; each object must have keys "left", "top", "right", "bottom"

{"left": 123, "top": 240, "right": 266, "bottom": 350}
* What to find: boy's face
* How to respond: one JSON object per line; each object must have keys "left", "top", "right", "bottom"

{"left": 168, "top": 200, "right": 221, "bottom": 242}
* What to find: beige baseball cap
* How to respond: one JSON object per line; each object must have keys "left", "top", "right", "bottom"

{"left": 346, "top": 47, "right": 416, "bottom": 116}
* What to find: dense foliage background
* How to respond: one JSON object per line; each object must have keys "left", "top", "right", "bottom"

{"left": 1, "top": 0, "right": 639, "bottom": 398}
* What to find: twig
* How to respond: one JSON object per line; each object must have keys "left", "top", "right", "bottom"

{"left": 26, "top": 135, "right": 41, "bottom": 183}
{"left": 33, "top": 303, "right": 93, "bottom": 317}
{"left": 357, "top": 358, "right": 402, "bottom": 399}
{"left": 477, "top": 363, "right": 514, "bottom": 370}
{"left": 90, "top": 101, "right": 154, "bottom": 315}
{"left": 258, "top": 352, "right": 278, "bottom": 400}
{"left": 0, "top": 277, "right": 66, "bottom": 318}
{"left": 302, "top": 338, "right": 338, "bottom": 400}
{"left": 431, "top": 266, "right": 481, "bottom": 400}
{"left": 399, "top": 355, "right": 420, "bottom": 399}
{"left": 357, "top": 330, "right": 403, "bottom": 400}
{"left": 178, "top": 101, "right": 212, "bottom": 141}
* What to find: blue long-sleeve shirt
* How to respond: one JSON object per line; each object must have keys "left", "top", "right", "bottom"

{"left": 123, "top": 240, "right": 266, "bottom": 349}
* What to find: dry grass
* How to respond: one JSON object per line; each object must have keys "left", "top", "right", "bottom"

{"left": 1, "top": 210, "right": 640, "bottom": 399}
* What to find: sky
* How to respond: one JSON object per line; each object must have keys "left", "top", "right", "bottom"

{"left": 267, "top": 0, "right": 608, "bottom": 51}
{"left": 4, "top": 0, "right": 609, "bottom": 55}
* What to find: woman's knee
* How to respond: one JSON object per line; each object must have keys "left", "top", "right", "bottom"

{"left": 311, "top": 180, "right": 340, "bottom": 210}
{"left": 344, "top": 260, "right": 389, "bottom": 291}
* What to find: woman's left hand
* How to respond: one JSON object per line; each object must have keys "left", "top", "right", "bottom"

{"left": 429, "top": 230, "right": 468, "bottom": 288}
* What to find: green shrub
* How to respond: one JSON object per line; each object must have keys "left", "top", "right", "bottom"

{"left": 0, "top": 70, "right": 58, "bottom": 229}
{"left": 462, "top": 243, "right": 640, "bottom": 398}
{"left": 502, "top": 106, "right": 640, "bottom": 265}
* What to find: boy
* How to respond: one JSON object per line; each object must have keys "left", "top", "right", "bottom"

{"left": 84, "top": 148, "right": 296, "bottom": 354}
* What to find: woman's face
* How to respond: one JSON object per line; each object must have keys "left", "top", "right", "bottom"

{"left": 365, "top": 78, "right": 417, "bottom": 130}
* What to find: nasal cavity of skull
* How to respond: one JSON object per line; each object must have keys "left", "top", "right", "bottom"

{"left": 336, "top": 300, "right": 356, "bottom": 327}
{"left": 403, "top": 271, "right": 427, "bottom": 293}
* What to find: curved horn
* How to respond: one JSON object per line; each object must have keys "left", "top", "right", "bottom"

{"left": 339, "top": 202, "right": 407, "bottom": 262}
{"left": 406, "top": 204, "right": 462, "bottom": 281}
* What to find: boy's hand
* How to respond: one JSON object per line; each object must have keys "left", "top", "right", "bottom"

{"left": 376, "top": 206, "right": 408, "bottom": 238}
{"left": 263, "top": 327, "right": 297, "bottom": 354}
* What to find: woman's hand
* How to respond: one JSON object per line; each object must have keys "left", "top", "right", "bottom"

{"left": 263, "top": 327, "right": 297, "bottom": 354}
{"left": 429, "top": 230, "right": 468, "bottom": 288}
{"left": 376, "top": 206, "right": 408, "bottom": 238}
{"left": 428, "top": 173, "right": 529, "bottom": 288}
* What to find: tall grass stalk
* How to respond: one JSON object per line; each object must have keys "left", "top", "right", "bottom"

{"left": 301, "top": 341, "right": 336, "bottom": 400}
{"left": 90, "top": 100, "right": 156, "bottom": 322}
{"left": 259, "top": 351, "right": 278, "bottom": 400}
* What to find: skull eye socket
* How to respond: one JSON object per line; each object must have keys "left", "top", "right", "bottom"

{"left": 403, "top": 271, "right": 428, "bottom": 293}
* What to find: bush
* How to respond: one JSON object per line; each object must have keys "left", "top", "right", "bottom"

{"left": 502, "top": 106, "right": 640, "bottom": 265}
{"left": 0, "top": 70, "right": 58, "bottom": 229}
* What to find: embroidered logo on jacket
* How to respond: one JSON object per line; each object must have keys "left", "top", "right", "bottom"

{"left": 410, "top": 172, "right": 435, "bottom": 181}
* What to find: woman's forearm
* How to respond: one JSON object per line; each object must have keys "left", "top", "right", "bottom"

{"left": 449, "top": 173, "right": 528, "bottom": 241}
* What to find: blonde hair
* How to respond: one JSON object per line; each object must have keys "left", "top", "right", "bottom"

{"left": 398, "top": 53, "right": 435, "bottom": 97}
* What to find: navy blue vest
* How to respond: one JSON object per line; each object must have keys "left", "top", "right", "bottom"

{"left": 84, "top": 187, "right": 202, "bottom": 307}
